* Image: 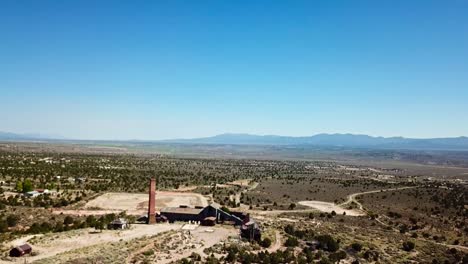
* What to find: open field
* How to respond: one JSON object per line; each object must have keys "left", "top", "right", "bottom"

{"left": 1, "top": 144, "right": 467, "bottom": 263}
{"left": 3, "top": 142, "right": 468, "bottom": 173}
{"left": 297, "top": 201, "right": 364, "bottom": 216}
{"left": 23, "top": 225, "right": 239, "bottom": 264}
{"left": 242, "top": 176, "right": 411, "bottom": 211}
{"left": 83, "top": 191, "right": 208, "bottom": 215}
{"left": 359, "top": 184, "right": 467, "bottom": 246}
{"left": 1, "top": 224, "right": 181, "bottom": 263}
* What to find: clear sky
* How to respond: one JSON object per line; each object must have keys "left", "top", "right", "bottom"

{"left": 1, "top": 1, "right": 467, "bottom": 140}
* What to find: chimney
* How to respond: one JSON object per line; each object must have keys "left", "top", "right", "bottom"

{"left": 148, "top": 178, "right": 156, "bottom": 224}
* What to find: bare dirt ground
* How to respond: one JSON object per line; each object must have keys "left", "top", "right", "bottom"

{"left": 226, "top": 179, "right": 252, "bottom": 186}
{"left": 148, "top": 226, "right": 239, "bottom": 264}
{"left": 54, "top": 191, "right": 209, "bottom": 216}
{"left": 1, "top": 224, "right": 181, "bottom": 263}
{"left": 230, "top": 181, "right": 259, "bottom": 205}
{"left": 267, "top": 230, "right": 283, "bottom": 253}
{"left": 296, "top": 187, "right": 417, "bottom": 216}
{"left": 297, "top": 200, "right": 364, "bottom": 216}
{"left": 339, "top": 186, "right": 417, "bottom": 210}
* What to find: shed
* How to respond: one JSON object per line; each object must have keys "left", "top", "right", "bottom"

{"left": 241, "top": 220, "right": 261, "bottom": 241}
{"left": 10, "top": 244, "right": 32, "bottom": 257}
{"left": 25, "top": 191, "right": 40, "bottom": 198}
{"left": 156, "top": 214, "right": 168, "bottom": 223}
{"left": 108, "top": 218, "right": 129, "bottom": 229}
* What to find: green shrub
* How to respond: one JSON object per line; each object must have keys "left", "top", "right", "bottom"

{"left": 261, "top": 237, "right": 272, "bottom": 248}
{"left": 284, "top": 237, "right": 299, "bottom": 247}
{"left": 351, "top": 242, "right": 363, "bottom": 252}
{"left": 402, "top": 241, "right": 415, "bottom": 251}
{"left": 316, "top": 234, "right": 339, "bottom": 252}
{"left": 6, "top": 215, "right": 19, "bottom": 227}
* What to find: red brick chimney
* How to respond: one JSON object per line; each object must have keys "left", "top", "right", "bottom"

{"left": 148, "top": 178, "right": 156, "bottom": 224}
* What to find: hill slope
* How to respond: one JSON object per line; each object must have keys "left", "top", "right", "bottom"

{"left": 164, "top": 133, "right": 468, "bottom": 150}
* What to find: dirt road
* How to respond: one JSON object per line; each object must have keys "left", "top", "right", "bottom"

{"left": 339, "top": 186, "right": 417, "bottom": 210}
{"left": 267, "top": 231, "right": 282, "bottom": 253}
{"left": 255, "top": 186, "right": 417, "bottom": 217}
{"left": 297, "top": 200, "right": 364, "bottom": 216}
{"left": 230, "top": 181, "right": 259, "bottom": 206}
{"left": 2, "top": 224, "right": 182, "bottom": 263}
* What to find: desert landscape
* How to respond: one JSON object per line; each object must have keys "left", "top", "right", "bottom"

{"left": 2, "top": 1, "right": 468, "bottom": 262}
{"left": 0, "top": 142, "right": 466, "bottom": 263}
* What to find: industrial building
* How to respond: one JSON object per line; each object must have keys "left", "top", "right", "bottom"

{"left": 160, "top": 203, "right": 244, "bottom": 226}
{"left": 241, "top": 220, "right": 262, "bottom": 241}
{"left": 146, "top": 177, "right": 261, "bottom": 237}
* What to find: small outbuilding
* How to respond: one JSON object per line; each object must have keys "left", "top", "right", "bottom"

{"left": 108, "top": 218, "right": 129, "bottom": 230}
{"left": 156, "top": 214, "right": 168, "bottom": 223}
{"left": 9, "top": 244, "right": 32, "bottom": 257}
{"left": 25, "top": 191, "right": 40, "bottom": 198}
{"left": 241, "top": 220, "right": 261, "bottom": 241}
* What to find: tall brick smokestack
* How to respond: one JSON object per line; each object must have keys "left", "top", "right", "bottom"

{"left": 148, "top": 178, "right": 156, "bottom": 224}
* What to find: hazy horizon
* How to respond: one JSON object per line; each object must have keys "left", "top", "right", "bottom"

{"left": 2, "top": 130, "right": 468, "bottom": 142}
{"left": 2, "top": 1, "right": 468, "bottom": 140}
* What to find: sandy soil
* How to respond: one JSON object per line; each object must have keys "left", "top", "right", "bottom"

{"left": 297, "top": 187, "right": 417, "bottom": 217}
{"left": 1, "top": 224, "right": 181, "bottom": 263}
{"left": 268, "top": 230, "right": 283, "bottom": 253}
{"left": 297, "top": 200, "right": 364, "bottom": 216}
{"left": 154, "top": 226, "right": 238, "bottom": 264}
{"left": 52, "top": 191, "right": 208, "bottom": 216}
{"left": 52, "top": 209, "right": 124, "bottom": 216}
{"left": 226, "top": 179, "right": 252, "bottom": 186}
{"left": 58, "top": 191, "right": 209, "bottom": 216}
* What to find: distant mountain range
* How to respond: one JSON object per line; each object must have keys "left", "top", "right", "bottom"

{"left": 0, "top": 131, "right": 64, "bottom": 141}
{"left": 163, "top": 133, "right": 468, "bottom": 150}
{"left": 1, "top": 131, "right": 468, "bottom": 150}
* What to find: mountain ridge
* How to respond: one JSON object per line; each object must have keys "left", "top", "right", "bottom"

{"left": 162, "top": 133, "right": 468, "bottom": 150}
{"left": 1, "top": 131, "right": 468, "bottom": 150}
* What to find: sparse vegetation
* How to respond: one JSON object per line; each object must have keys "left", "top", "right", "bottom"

{"left": 0, "top": 144, "right": 467, "bottom": 263}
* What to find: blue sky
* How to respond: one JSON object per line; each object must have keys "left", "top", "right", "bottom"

{"left": 1, "top": 1, "right": 467, "bottom": 140}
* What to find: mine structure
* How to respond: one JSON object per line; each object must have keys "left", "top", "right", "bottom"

{"left": 145, "top": 177, "right": 261, "bottom": 239}
{"left": 147, "top": 178, "right": 156, "bottom": 224}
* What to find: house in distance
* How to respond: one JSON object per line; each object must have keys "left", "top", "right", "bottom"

{"left": 9, "top": 244, "right": 32, "bottom": 257}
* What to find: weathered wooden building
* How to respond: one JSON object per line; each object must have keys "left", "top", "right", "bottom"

{"left": 9, "top": 244, "right": 32, "bottom": 257}
{"left": 108, "top": 218, "right": 129, "bottom": 229}
{"left": 160, "top": 203, "right": 243, "bottom": 225}
{"left": 241, "top": 220, "right": 261, "bottom": 241}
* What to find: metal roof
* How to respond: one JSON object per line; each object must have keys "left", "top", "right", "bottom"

{"left": 209, "top": 202, "right": 221, "bottom": 209}
{"left": 110, "top": 218, "right": 128, "bottom": 225}
{"left": 160, "top": 207, "right": 204, "bottom": 215}
{"left": 13, "top": 244, "right": 32, "bottom": 252}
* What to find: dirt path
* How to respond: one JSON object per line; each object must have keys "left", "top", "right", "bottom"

{"left": 151, "top": 226, "right": 238, "bottom": 264}
{"left": 231, "top": 181, "right": 259, "bottom": 206}
{"left": 297, "top": 200, "right": 364, "bottom": 216}
{"left": 436, "top": 243, "right": 468, "bottom": 252}
{"left": 268, "top": 231, "right": 282, "bottom": 253}
{"left": 1, "top": 224, "right": 181, "bottom": 263}
{"left": 338, "top": 186, "right": 468, "bottom": 252}
{"left": 339, "top": 186, "right": 417, "bottom": 210}
{"left": 254, "top": 186, "right": 418, "bottom": 217}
